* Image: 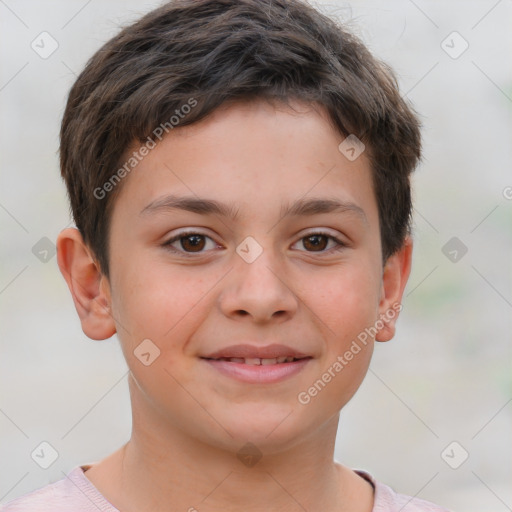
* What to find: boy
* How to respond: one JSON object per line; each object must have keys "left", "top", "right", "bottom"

{"left": 2, "top": 0, "right": 451, "bottom": 510}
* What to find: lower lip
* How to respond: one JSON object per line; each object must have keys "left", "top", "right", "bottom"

{"left": 201, "top": 358, "right": 311, "bottom": 383}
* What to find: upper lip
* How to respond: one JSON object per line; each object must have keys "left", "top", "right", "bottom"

{"left": 202, "top": 344, "right": 311, "bottom": 360}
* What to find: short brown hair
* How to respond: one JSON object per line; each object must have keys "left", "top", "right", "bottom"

{"left": 60, "top": 0, "right": 421, "bottom": 277}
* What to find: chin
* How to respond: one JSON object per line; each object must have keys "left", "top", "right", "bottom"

{"left": 209, "top": 403, "right": 317, "bottom": 452}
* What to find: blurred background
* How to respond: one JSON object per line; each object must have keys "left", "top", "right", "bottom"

{"left": 1, "top": 1, "right": 511, "bottom": 510}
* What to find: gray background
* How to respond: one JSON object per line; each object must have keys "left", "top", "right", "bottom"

{"left": 1, "top": 1, "right": 511, "bottom": 510}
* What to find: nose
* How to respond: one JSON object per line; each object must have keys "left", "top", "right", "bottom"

{"left": 218, "top": 245, "right": 299, "bottom": 324}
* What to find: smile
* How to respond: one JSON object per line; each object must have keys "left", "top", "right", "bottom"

{"left": 203, "top": 356, "right": 308, "bottom": 365}
{"left": 201, "top": 356, "right": 312, "bottom": 383}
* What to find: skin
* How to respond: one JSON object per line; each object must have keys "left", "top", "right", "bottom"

{"left": 57, "top": 98, "right": 412, "bottom": 512}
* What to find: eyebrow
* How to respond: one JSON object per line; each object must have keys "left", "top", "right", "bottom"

{"left": 140, "top": 194, "right": 368, "bottom": 224}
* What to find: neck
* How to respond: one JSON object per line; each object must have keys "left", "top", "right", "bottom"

{"left": 84, "top": 377, "right": 374, "bottom": 512}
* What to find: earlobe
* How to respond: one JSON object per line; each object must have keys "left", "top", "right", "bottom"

{"left": 56, "top": 228, "right": 116, "bottom": 340}
{"left": 375, "top": 237, "right": 413, "bottom": 342}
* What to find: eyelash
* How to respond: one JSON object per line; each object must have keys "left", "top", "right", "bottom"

{"left": 162, "top": 230, "right": 347, "bottom": 257}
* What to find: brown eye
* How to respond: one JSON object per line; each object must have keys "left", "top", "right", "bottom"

{"left": 291, "top": 231, "right": 347, "bottom": 254}
{"left": 163, "top": 231, "right": 218, "bottom": 255}
{"left": 180, "top": 234, "right": 206, "bottom": 252}
{"left": 302, "top": 234, "right": 329, "bottom": 251}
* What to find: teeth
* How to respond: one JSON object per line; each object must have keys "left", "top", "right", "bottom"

{"left": 218, "top": 357, "right": 300, "bottom": 364}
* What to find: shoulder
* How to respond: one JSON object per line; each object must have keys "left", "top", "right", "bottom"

{"left": 0, "top": 466, "right": 118, "bottom": 512}
{"left": 355, "top": 470, "right": 453, "bottom": 512}
{"left": 1, "top": 476, "right": 69, "bottom": 512}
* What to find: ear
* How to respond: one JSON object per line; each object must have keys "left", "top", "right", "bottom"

{"left": 56, "top": 227, "right": 116, "bottom": 340}
{"left": 375, "top": 236, "right": 413, "bottom": 342}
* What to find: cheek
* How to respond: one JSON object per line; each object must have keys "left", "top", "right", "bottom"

{"left": 305, "top": 262, "right": 381, "bottom": 338}
{"left": 313, "top": 266, "right": 379, "bottom": 407}
{"left": 296, "top": 327, "right": 373, "bottom": 420}
{"left": 110, "top": 262, "right": 205, "bottom": 411}
{"left": 112, "top": 258, "right": 200, "bottom": 334}
{"left": 110, "top": 258, "right": 220, "bottom": 374}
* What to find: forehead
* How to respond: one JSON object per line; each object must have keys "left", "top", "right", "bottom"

{"left": 112, "top": 98, "right": 378, "bottom": 226}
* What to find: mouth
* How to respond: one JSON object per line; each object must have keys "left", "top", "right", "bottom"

{"left": 199, "top": 344, "right": 313, "bottom": 383}
{"left": 201, "top": 356, "right": 310, "bottom": 365}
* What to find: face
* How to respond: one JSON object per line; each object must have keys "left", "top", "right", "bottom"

{"left": 82, "top": 99, "right": 408, "bottom": 453}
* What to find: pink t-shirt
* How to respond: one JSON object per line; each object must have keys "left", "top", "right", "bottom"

{"left": 0, "top": 465, "right": 451, "bottom": 511}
